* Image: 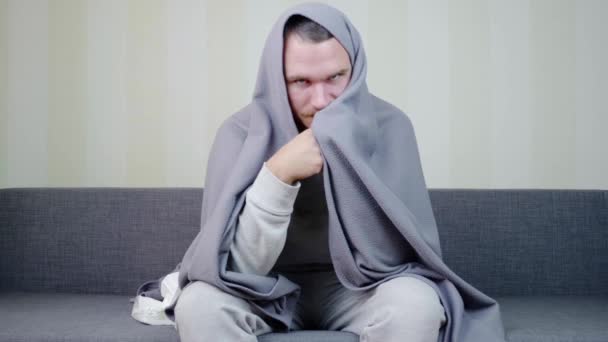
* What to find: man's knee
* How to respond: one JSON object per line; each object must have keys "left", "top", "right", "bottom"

{"left": 175, "top": 281, "right": 236, "bottom": 320}
{"left": 373, "top": 276, "right": 445, "bottom": 324}
{"left": 174, "top": 281, "right": 271, "bottom": 341}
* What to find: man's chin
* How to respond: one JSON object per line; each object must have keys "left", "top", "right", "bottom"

{"left": 293, "top": 117, "right": 308, "bottom": 132}
{"left": 303, "top": 113, "right": 316, "bottom": 123}
{"left": 293, "top": 113, "right": 316, "bottom": 131}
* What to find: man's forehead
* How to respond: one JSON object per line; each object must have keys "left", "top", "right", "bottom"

{"left": 283, "top": 35, "right": 351, "bottom": 79}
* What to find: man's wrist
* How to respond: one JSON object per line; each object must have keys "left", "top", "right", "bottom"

{"left": 266, "top": 159, "right": 295, "bottom": 185}
{"left": 247, "top": 163, "right": 300, "bottom": 215}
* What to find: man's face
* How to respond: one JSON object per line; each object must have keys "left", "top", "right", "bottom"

{"left": 283, "top": 33, "right": 352, "bottom": 130}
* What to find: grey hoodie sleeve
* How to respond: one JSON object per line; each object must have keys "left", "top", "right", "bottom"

{"left": 228, "top": 163, "right": 300, "bottom": 275}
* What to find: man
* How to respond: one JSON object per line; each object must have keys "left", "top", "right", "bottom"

{"left": 133, "top": 3, "right": 505, "bottom": 341}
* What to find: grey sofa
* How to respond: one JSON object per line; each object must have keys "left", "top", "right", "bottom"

{"left": 1, "top": 188, "right": 606, "bottom": 342}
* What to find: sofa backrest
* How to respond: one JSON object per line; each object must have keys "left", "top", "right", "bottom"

{"left": 0, "top": 188, "right": 201, "bottom": 296}
{"left": 431, "top": 190, "right": 607, "bottom": 296}
{"left": 1, "top": 188, "right": 606, "bottom": 296}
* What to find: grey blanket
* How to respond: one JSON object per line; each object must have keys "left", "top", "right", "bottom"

{"left": 170, "top": 3, "right": 505, "bottom": 340}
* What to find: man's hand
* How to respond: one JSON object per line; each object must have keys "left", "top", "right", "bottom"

{"left": 266, "top": 129, "right": 323, "bottom": 185}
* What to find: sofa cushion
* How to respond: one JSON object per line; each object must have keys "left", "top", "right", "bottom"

{"left": 498, "top": 296, "right": 608, "bottom": 342}
{"left": 0, "top": 292, "right": 357, "bottom": 342}
{"left": 0, "top": 188, "right": 202, "bottom": 295}
{"left": 2, "top": 189, "right": 607, "bottom": 298}
{"left": 2, "top": 292, "right": 607, "bottom": 342}
{"left": 0, "top": 292, "right": 177, "bottom": 342}
{"left": 260, "top": 331, "right": 358, "bottom": 342}
{"left": 431, "top": 190, "right": 608, "bottom": 297}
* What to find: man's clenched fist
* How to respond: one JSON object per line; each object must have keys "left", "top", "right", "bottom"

{"left": 266, "top": 129, "right": 323, "bottom": 185}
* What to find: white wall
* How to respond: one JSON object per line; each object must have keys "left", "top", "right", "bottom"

{"left": 1, "top": 0, "right": 607, "bottom": 189}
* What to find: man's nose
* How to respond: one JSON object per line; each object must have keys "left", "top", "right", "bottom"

{"left": 310, "top": 84, "right": 331, "bottom": 111}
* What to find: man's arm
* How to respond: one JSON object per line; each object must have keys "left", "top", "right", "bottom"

{"left": 229, "top": 128, "right": 322, "bottom": 275}
{"left": 228, "top": 163, "right": 300, "bottom": 275}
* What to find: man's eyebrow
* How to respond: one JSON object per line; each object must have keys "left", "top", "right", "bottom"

{"left": 334, "top": 68, "right": 350, "bottom": 75}
{"left": 286, "top": 68, "right": 351, "bottom": 82}
{"left": 286, "top": 74, "right": 307, "bottom": 82}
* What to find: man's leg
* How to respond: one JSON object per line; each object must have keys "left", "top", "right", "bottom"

{"left": 174, "top": 281, "right": 273, "bottom": 342}
{"left": 321, "top": 275, "right": 446, "bottom": 342}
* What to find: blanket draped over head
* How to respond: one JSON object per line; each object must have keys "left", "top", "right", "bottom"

{"left": 174, "top": 3, "right": 505, "bottom": 340}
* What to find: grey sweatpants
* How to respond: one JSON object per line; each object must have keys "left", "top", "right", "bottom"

{"left": 174, "top": 270, "right": 446, "bottom": 342}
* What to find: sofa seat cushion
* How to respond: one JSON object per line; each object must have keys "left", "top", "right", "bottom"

{"left": 260, "top": 331, "right": 358, "bottom": 342}
{"left": 0, "top": 292, "right": 356, "bottom": 342}
{"left": 0, "top": 292, "right": 178, "bottom": 342}
{"left": 498, "top": 296, "right": 608, "bottom": 342}
{"left": 2, "top": 292, "right": 606, "bottom": 342}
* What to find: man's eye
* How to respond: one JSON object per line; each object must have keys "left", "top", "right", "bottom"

{"left": 329, "top": 73, "right": 343, "bottom": 81}
{"left": 294, "top": 79, "right": 307, "bottom": 85}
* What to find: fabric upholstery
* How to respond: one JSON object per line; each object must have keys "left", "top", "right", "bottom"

{"left": 1, "top": 188, "right": 607, "bottom": 341}
{"left": 1, "top": 292, "right": 605, "bottom": 342}
{"left": 260, "top": 331, "right": 358, "bottom": 342}
{"left": 431, "top": 190, "right": 608, "bottom": 296}
{"left": 0, "top": 292, "right": 357, "bottom": 342}
{"left": 498, "top": 296, "right": 608, "bottom": 342}
{"left": 1, "top": 189, "right": 606, "bottom": 297}
{"left": 0, "top": 188, "right": 201, "bottom": 294}
{"left": 0, "top": 292, "right": 178, "bottom": 342}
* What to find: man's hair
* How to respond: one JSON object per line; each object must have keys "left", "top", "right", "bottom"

{"left": 284, "top": 15, "right": 334, "bottom": 43}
